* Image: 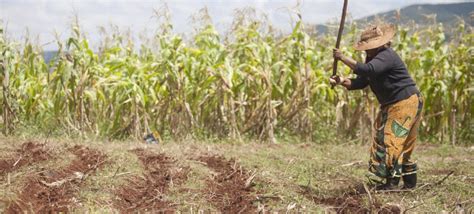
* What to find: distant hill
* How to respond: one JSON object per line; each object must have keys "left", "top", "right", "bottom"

{"left": 315, "top": 2, "right": 474, "bottom": 34}
{"left": 43, "top": 51, "right": 58, "bottom": 63}
{"left": 361, "top": 2, "right": 474, "bottom": 26}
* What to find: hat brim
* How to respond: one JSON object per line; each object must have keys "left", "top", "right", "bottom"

{"left": 353, "top": 25, "right": 395, "bottom": 51}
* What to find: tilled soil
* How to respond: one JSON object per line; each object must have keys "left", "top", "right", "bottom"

{"left": 428, "top": 168, "right": 457, "bottom": 176}
{"left": 0, "top": 142, "right": 52, "bottom": 175}
{"left": 300, "top": 184, "right": 401, "bottom": 214}
{"left": 198, "top": 155, "right": 257, "bottom": 213}
{"left": 0, "top": 141, "right": 429, "bottom": 213}
{"left": 6, "top": 145, "right": 107, "bottom": 213}
{"left": 114, "top": 149, "right": 189, "bottom": 213}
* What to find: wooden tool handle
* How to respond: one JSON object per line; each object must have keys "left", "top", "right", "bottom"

{"left": 332, "top": 0, "right": 349, "bottom": 77}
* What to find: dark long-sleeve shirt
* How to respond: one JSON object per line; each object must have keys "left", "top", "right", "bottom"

{"left": 349, "top": 47, "right": 419, "bottom": 106}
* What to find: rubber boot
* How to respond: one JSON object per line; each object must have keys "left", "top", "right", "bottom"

{"left": 402, "top": 173, "right": 417, "bottom": 189}
{"left": 375, "top": 177, "right": 400, "bottom": 190}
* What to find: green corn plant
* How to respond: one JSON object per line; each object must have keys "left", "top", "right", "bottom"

{"left": 0, "top": 13, "right": 472, "bottom": 144}
{"left": 0, "top": 24, "right": 16, "bottom": 134}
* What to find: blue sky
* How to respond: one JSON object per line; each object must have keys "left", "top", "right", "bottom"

{"left": 0, "top": 0, "right": 469, "bottom": 50}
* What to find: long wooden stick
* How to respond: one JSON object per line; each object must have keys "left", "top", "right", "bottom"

{"left": 332, "top": 0, "right": 349, "bottom": 77}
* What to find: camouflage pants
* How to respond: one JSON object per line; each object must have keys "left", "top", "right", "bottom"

{"left": 369, "top": 93, "right": 423, "bottom": 178}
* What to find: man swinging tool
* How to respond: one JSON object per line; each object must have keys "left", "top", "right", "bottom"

{"left": 329, "top": 5, "right": 423, "bottom": 189}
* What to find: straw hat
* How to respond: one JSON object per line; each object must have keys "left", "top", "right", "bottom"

{"left": 354, "top": 24, "right": 396, "bottom": 51}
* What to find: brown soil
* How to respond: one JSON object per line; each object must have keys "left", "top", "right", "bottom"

{"left": 416, "top": 143, "right": 439, "bottom": 152}
{"left": 0, "top": 142, "right": 51, "bottom": 175}
{"left": 114, "top": 149, "right": 188, "bottom": 213}
{"left": 5, "top": 145, "right": 107, "bottom": 213}
{"left": 300, "top": 184, "right": 401, "bottom": 214}
{"left": 427, "top": 168, "right": 456, "bottom": 176}
{"left": 198, "top": 155, "right": 257, "bottom": 213}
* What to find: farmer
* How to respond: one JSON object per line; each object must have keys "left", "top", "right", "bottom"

{"left": 329, "top": 24, "right": 423, "bottom": 190}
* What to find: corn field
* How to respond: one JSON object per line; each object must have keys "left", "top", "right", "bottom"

{"left": 0, "top": 9, "right": 472, "bottom": 144}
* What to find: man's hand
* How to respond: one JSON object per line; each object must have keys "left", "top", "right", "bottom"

{"left": 333, "top": 48, "right": 343, "bottom": 60}
{"left": 329, "top": 75, "right": 351, "bottom": 89}
{"left": 329, "top": 75, "right": 342, "bottom": 87}
{"left": 333, "top": 48, "right": 357, "bottom": 70}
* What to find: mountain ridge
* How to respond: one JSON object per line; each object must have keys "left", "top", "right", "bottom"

{"left": 315, "top": 2, "right": 474, "bottom": 34}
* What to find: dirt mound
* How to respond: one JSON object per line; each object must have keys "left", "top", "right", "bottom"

{"left": 198, "top": 155, "right": 257, "bottom": 213}
{"left": 0, "top": 142, "right": 51, "bottom": 175}
{"left": 379, "top": 205, "right": 402, "bottom": 214}
{"left": 6, "top": 145, "right": 107, "bottom": 213}
{"left": 300, "top": 184, "right": 401, "bottom": 214}
{"left": 114, "top": 149, "right": 188, "bottom": 212}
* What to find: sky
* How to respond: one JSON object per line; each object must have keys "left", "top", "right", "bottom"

{"left": 0, "top": 0, "right": 469, "bottom": 50}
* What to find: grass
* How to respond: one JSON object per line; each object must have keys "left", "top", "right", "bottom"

{"left": 0, "top": 136, "right": 473, "bottom": 213}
